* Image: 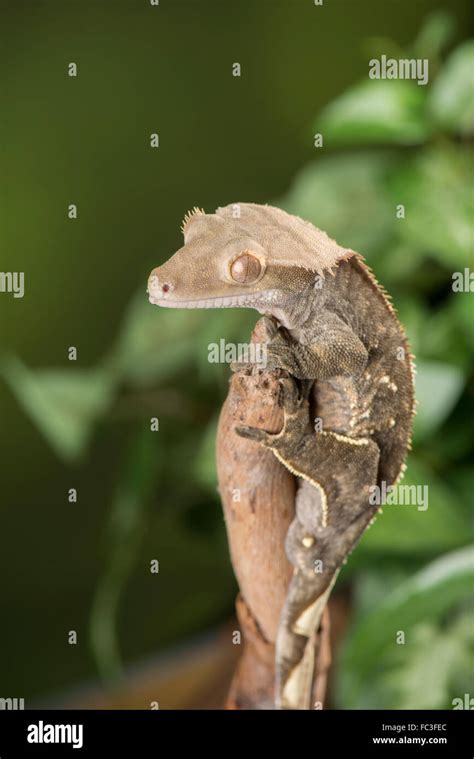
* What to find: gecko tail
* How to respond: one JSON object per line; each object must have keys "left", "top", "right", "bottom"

{"left": 275, "top": 570, "right": 339, "bottom": 710}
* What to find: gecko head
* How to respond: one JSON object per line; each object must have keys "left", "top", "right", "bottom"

{"left": 147, "top": 203, "right": 353, "bottom": 311}
{"left": 148, "top": 207, "right": 279, "bottom": 311}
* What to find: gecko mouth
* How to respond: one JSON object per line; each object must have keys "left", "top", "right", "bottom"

{"left": 148, "top": 291, "right": 280, "bottom": 309}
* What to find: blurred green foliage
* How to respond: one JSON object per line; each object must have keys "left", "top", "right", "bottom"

{"left": 1, "top": 11, "right": 473, "bottom": 708}
{"left": 281, "top": 13, "right": 474, "bottom": 708}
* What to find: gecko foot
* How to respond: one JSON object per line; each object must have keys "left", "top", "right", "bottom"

{"left": 261, "top": 314, "right": 280, "bottom": 340}
{"left": 278, "top": 376, "right": 303, "bottom": 414}
{"left": 235, "top": 425, "right": 275, "bottom": 445}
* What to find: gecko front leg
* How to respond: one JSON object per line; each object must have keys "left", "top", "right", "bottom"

{"left": 237, "top": 376, "right": 380, "bottom": 710}
{"left": 232, "top": 313, "right": 368, "bottom": 381}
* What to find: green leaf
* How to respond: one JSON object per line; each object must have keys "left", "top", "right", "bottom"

{"left": 414, "top": 298, "right": 471, "bottom": 369}
{"left": 90, "top": 430, "right": 156, "bottom": 683}
{"left": 358, "top": 458, "right": 471, "bottom": 557}
{"left": 338, "top": 546, "right": 474, "bottom": 707}
{"left": 412, "top": 11, "right": 456, "bottom": 62}
{"left": 394, "top": 296, "right": 429, "bottom": 357}
{"left": 0, "top": 357, "right": 114, "bottom": 462}
{"left": 429, "top": 40, "right": 474, "bottom": 135}
{"left": 110, "top": 292, "right": 257, "bottom": 388}
{"left": 109, "top": 292, "right": 209, "bottom": 386}
{"left": 350, "top": 546, "right": 474, "bottom": 666}
{"left": 386, "top": 616, "right": 473, "bottom": 709}
{"left": 387, "top": 145, "right": 474, "bottom": 268}
{"left": 372, "top": 244, "right": 424, "bottom": 285}
{"left": 316, "top": 79, "right": 431, "bottom": 146}
{"left": 279, "top": 152, "right": 395, "bottom": 256}
{"left": 192, "top": 308, "right": 256, "bottom": 383}
{"left": 413, "top": 360, "right": 465, "bottom": 440}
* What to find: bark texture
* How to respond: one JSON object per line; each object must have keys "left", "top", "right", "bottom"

{"left": 216, "top": 320, "right": 330, "bottom": 709}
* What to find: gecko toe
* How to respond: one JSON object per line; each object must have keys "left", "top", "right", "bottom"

{"left": 278, "top": 376, "right": 302, "bottom": 413}
{"left": 262, "top": 315, "right": 280, "bottom": 339}
{"left": 235, "top": 425, "right": 273, "bottom": 444}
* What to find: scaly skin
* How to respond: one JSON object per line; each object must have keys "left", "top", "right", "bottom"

{"left": 148, "top": 203, "right": 415, "bottom": 709}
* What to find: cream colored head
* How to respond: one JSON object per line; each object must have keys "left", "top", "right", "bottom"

{"left": 148, "top": 203, "right": 354, "bottom": 310}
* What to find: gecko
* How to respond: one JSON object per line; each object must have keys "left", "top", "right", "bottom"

{"left": 147, "top": 203, "right": 415, "bottom": 710}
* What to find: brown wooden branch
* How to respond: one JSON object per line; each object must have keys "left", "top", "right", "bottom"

{"left": 216, "top": 320, "right": 331, "bottom": 709}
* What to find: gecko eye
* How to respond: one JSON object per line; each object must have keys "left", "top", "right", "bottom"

{"left": 229, "top": 252, "right": 263, "bottom": 284}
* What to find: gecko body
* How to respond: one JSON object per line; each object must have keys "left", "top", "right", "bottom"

{"left": 148, "top": 203, "right": 415, "bottom": 709}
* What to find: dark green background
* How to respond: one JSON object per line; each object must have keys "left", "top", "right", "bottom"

{"left": 0, "top": 0, "right": 472, "bottom": 705}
